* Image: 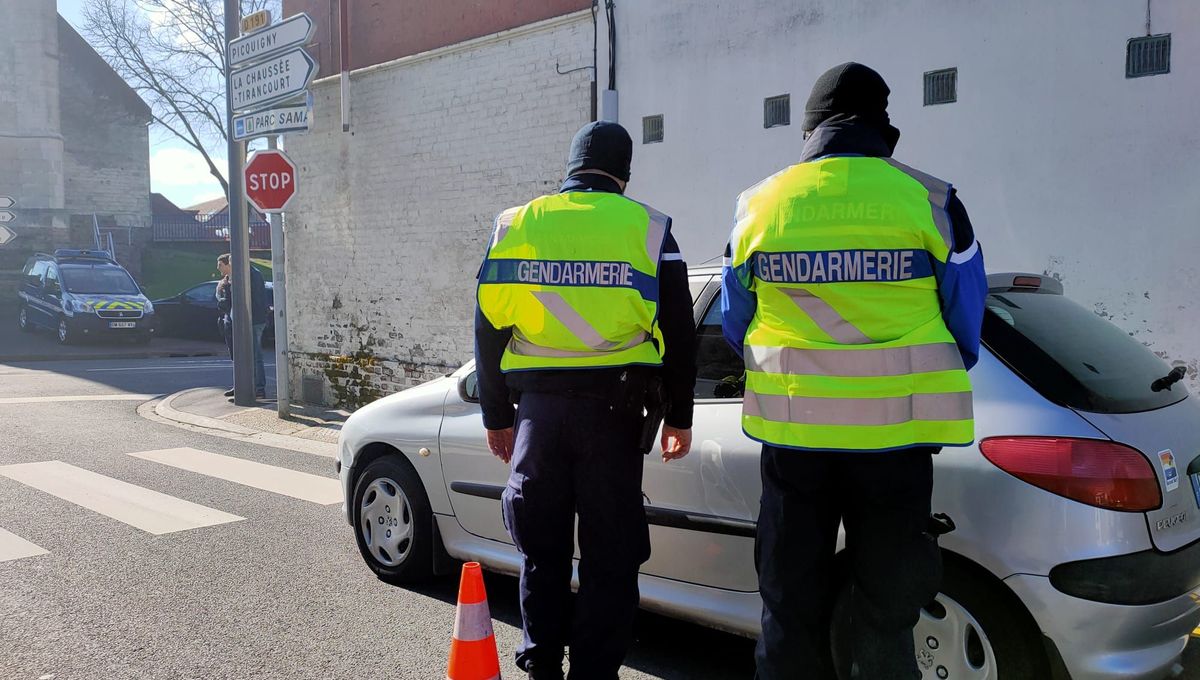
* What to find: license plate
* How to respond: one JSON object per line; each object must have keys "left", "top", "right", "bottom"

{"left": 109, "top": 321, "right": 136, "bottom": 329}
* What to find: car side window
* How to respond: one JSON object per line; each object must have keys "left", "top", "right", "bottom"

{"left": 43, "top": 266, "right": 61, "bottom": 294}
{"left": 25, "top": 260, "right": 46, "bottom": 286}
{"left": 185, "top": 282, "right": 217, "bottom": 303}
{"left": 695, "top": 293, "right": 746, "bottom": 399}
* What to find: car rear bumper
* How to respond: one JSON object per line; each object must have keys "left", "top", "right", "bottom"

{"left": 1005, "top": 573, "right": 1196, "bottom": 680}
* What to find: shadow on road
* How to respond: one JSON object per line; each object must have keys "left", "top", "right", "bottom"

{"left": 406, "top": 570, "right": 756, "bottom": 679}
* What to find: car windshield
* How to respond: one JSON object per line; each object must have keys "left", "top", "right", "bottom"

{"left": 59, "top": 265, "right": 140, "bottom": 295}
{"left": 982, "top": 290, "right": 1187, "bottom": 414}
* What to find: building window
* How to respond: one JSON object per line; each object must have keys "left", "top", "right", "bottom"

{"left": 642, "top": 115, "right": 664, "bottom": 144}
{"left": 923, "top": 68, "right": 957, "bottom": 106}
{"left": 764, "top": 94, "right": 790, "bottom": 128}
{"left": 1127, "top": 34, "right": 1171, "bottom": 78}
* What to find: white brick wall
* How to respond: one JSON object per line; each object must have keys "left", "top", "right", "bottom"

{"left": 284, "top": 12, "right": 592, "bottom": 406}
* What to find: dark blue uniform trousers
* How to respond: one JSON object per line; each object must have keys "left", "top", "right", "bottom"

{"left": 754, "top": 445, "right": 941, "bottom": 680}
{"left": 501, "top": 391, "right": 651, "bottom": 679}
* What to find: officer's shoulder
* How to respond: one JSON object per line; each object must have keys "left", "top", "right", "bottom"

{"left": 880, "top": 157, "right": 952, "bottom": 190}
{"left": 737, "top": 166, "right": 795, "bottom": 205}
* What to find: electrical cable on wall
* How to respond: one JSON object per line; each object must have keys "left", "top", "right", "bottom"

{"left": 606, "top": 0, "right": 616, "bottom": 90}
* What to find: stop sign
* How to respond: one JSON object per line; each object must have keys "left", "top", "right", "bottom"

{"left": 243, "top": 149, "right": 298, "bottom": 213}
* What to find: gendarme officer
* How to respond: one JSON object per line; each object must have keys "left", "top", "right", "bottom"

{"left": 722, "top": 63, "right": 988, "bottom": 678}
{"left": 475, "top": 121, "right": 697, "bottom": 680}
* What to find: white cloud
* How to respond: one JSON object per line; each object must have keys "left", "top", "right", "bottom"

{"left": 150, "top": 145, "right": 227, "bottom": 208}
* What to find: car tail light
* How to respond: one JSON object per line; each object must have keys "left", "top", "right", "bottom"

{"left": 979, "top": 437, "right": 1162, "bottom": 512}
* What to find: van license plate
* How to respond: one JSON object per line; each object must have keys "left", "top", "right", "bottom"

{"left": 109, "top": 321, "right": 136, "bottom": 329}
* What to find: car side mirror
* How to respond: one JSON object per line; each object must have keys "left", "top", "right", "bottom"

{"left": 457, "top": 372, "right": 480, "bottom": 404}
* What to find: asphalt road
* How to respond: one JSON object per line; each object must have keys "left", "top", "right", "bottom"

{"left": 0, "top": 357, "right": 757, "bottom": 680}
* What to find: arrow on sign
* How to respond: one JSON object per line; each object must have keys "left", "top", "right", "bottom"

{"left": 230, "top": 47, "right": 318, "bottom": 114}
{"left": 0, "top": 196, "right": 13, "bottom": 209}
{"left": 0, "top": 210, "right": 14, "bottom": 223}
{"left": 0, "top": 225, "right": 16, "bottom": 246}
{"left": 228, "top": 13, "right": 314, "bottom": 68}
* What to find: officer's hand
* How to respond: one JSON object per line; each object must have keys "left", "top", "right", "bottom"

{"left": 661, "top": 426, "right": 692, "bottom": 462}
{"left": 486, "top": 427, "right": 515, "bottom": 464}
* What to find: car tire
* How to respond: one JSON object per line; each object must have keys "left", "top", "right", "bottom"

{"left": 17, "top": 306, "right": 32, "bottom": 333}
{"left": 351, "top": 455, "right": 434, "bottom": 584}
{"left": 831, "top": 557, "right": 1051, "bottom": 680}
{"left": 57, "top": 317, "right": 73, "bottom": 345}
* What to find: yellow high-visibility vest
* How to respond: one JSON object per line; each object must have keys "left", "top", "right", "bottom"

{"left": 478, "top": 191, "right": 669, "bottom": 372}
{"left": 729, "top": 156, "right": 973, "bottom": 451}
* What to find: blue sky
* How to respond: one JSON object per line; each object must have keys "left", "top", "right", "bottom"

{"left": 59, "top": 0, "right": 227, "bottom": 209}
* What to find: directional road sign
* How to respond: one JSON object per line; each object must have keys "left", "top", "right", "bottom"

{"left": 234, "top": 103, "right": 310, "bottom": 141}
{"left": 229, "top": 13, "right": 313, "bottom": 68}
{"left": 0, "top": 196, "right": 13, "bottom": 209}
{"left": 230, "top": 47, "right": 318, "bottom": 113}
{"left": 244, "top": 149, "right": 298, "bottom": 213}
{"left": 0, "top": 225, "right": 16, "bottom": 246}
{"left": 0, "top": 210, "right": 14, "bottom": 223}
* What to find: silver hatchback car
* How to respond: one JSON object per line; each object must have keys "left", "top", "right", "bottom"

{"left": 337, "top": 269, "right": 1200, "bottom": 680}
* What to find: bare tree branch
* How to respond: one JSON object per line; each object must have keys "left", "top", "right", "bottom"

{"left": 82, "top": 0, "right": 282, "bottom": 199}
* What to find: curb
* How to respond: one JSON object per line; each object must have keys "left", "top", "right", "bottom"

{"left": 143, "top": 388, "right": 338, "bottom": 459}
{"left": 0, "top": 350, "right": 219, "bottom": 363}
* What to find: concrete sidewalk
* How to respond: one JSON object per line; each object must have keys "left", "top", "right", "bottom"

{"left": 145, "top": 387, "right": 348, "bottom": 458}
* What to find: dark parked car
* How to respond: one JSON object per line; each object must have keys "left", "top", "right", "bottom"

{"left": 17, "top": 250, "right": 156, "bottom": 345}
{"left": 153, "top": 280, "right": 274, "bottom": 346}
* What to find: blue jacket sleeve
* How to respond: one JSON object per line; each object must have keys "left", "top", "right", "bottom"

{"left": 939, "top": 191, "right": 988, "bottom": 370}
{"left": 720, "top": 242, "right": 755, "bottom": 359}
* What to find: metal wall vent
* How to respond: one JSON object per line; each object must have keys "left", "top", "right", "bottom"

{"left": 301, "top": 374, "right": 325, "bottom": 405}
{"left": 642, "top": 114, "right": 664, "bottom": 144}
{"left": 1127, "top": 34, "right": 1171, "bottom": 78}
{"left": 764, "top": 94, "right": 790, "bottom": 128}
{"left": 923, "top": 68, "right": 957, "bottom": 106}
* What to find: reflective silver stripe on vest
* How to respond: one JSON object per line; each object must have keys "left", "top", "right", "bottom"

{"left": 882, "top": 159, "right": 953, "bottom": 249}
{"left": 782, "top": 289, "right": 874, "bottom": 345}
{"left": 509, "top": 331, "right": 649, "bottom": 359}
{"left": 745, "top": 342, "right": 963, "bottom": 377}
{"left": 637, "top": 202, "right": 671, "bottom": 263}
{"left": 490, "top": 206, "right": 520, "bottom": 248}
{"left": 743, "top": 389, "right": 973, "bottom": 426}
{"left": 530, "top": 291, "right": 641, "bottom": 351}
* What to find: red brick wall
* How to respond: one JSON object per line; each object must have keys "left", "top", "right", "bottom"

{"left": 282, "top": 0, "right": 590, "bottom": 72}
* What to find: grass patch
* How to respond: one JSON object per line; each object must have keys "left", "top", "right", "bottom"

{"left": 141, "top": 247, "right": 272, "bottom": 300}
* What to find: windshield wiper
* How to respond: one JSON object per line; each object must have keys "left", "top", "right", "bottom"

{"left": 1151, "top": 366, "right": 1187, "bottom": 392}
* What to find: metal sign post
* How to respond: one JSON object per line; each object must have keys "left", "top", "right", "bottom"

{"left": 267, "top": 135, "right": 290, "bottom": 416}
{"left": 226, "top": 0, "right": 255, "bottom": 406}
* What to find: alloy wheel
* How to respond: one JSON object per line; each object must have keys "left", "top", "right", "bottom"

{"left": 914, "top": 593, "right": 997, "bottom": 680}
{"left": 58, "top": 319, "right": 68, "bottom": 343}
{"left": 359, "top": 477, "right": 414, "bottom": 568}
{"left": 18, "top": 307, "right": 27, "bottom": 329}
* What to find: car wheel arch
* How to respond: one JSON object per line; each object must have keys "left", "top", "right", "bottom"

{"left": 830, "top": 546, "right": 1060, "bottom": 679}
{"left": 349, "top": 441, "right": 456, "bottom": 576}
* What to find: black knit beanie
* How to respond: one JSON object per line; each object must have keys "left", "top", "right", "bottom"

{"left": 566, "top": 121, "right": 633, "bottom": 182}
{"left": 803, "top": 62, "right": 891, "bottom": 132}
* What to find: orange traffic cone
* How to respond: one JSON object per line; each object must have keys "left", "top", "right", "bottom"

{"left": 447, "top": 562, "right": 502, "bottom": 680}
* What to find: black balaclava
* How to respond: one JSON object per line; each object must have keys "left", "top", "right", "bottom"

{"left": 566, "top": 121, "right": 633, "bottom": 182}
{"left": 802, "top": 63, "right": 899, "bottom": 149}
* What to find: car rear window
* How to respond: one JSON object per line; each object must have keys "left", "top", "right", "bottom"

{"left": 60, "top": 265, "right": 140, "bottom": 295}
{"left": 983, "top": 290, "right": 1187, "bottom": 414}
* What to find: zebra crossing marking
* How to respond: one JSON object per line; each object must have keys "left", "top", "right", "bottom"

{"left": 0, "top": 527, "right": 47, "bottom": 563}
{"left": 0, "top": 461, "right": 244, "bottom": 535}
{"left": 126, "top": 448, "right": 341, "bottom": 505}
